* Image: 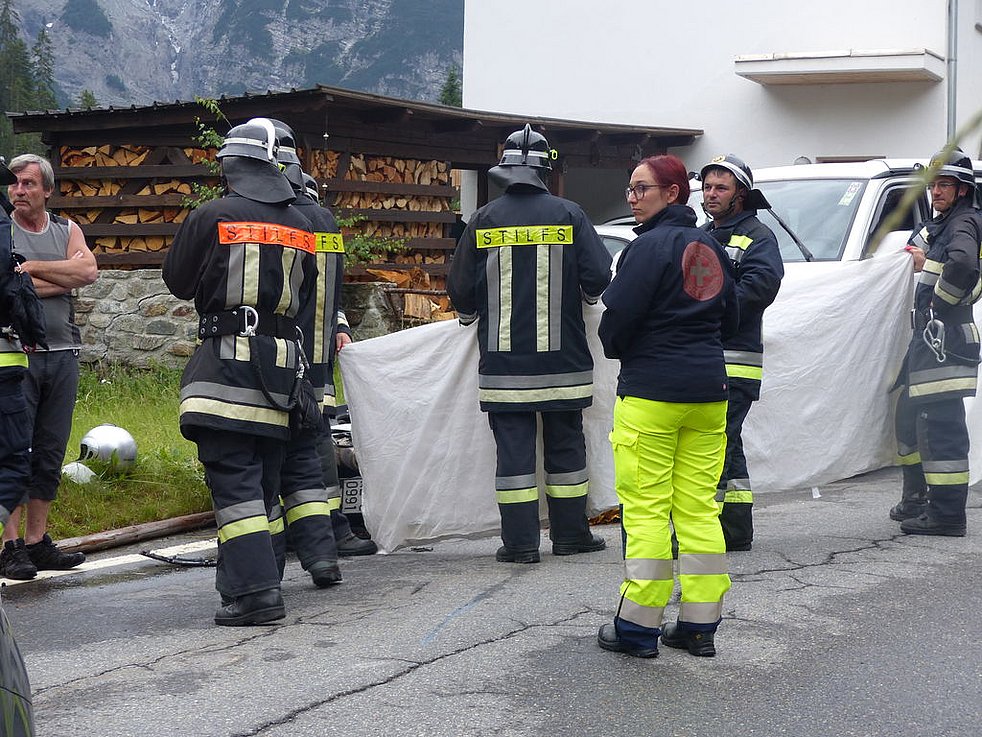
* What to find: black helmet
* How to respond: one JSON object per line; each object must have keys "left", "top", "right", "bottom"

{"left": 217, "top": 117, "right": 295, "bottom": 204}
{"left": 217, "top": 117, "right": 279, "bottom": 163}
{"left": 700, "top": 153, "right": 770, "bottom": 211}
{"left": 302, "top": 173, "right": 320, "bottom": 203}
{"left": 929, "top": 146, "right": 976, "bottom": 189}
{"left": 269, "top": 118, "right": 302, "bottom": 166}
{"left": 498, "top": 123, "right": 554, "bottom": 170}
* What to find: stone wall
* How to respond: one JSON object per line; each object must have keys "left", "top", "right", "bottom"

{"left": 74, "top": 270, "right": 403, "bottom": 367}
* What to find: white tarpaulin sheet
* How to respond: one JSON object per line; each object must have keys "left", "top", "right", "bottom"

{"left": 340, "top": 251, "right": 973, "bottom": 552}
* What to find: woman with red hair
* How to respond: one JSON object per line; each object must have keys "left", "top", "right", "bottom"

{"left": 597, "top": 154, "right": 737, "bottom": 659}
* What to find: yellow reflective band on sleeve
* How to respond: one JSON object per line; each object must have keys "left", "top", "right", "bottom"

{"left": 909, "top": 377, "right": 977, "bottom": 398}
{"left": 727, "top": 235, "right": 753, "bottom": 250}
{"left": 476, "top": 225, "right": 573, "bottom": 248}
{"left": 897, "top": 452, "right": 922, "bottom": 466}
{"left": 934, "top": 281, "right": 962, "bottom": 305}
{"left": 726, "top": 364, "right": 763, "bottom": 380}
{"left": 496, "top": 487, "right": 539, "bottom": 504}
{"left": 923, "top": 471, "right": 970, "bottom": 486}
{"left": 218, "top": 515, "right": 271, "bottom": 543}
{"left": 0, "top": 353, "right": 28, "bottom": 367}
{"left": 284, "top": 500, "right": 333, "bottom": 525}
{"left": 723, "top": 490, "right": 753, "bottom": 504}
{"left": 480, "top": 384, "right": 593, "bottom": 404}
{"left": 315, "top": 232, "right": 345, "bottom": 253}
{"left": 545, "top": 481, "right": 589, "bottom": 499}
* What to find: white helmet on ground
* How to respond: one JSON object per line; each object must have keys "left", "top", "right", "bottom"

{"left": 79, "top": 424, "right": 138, "bottom": 474}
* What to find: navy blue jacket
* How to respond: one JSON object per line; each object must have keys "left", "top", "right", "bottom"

{"left": 702, "top": 209, "right": 783, "bottom": 399}
{"left": 600, "top": 204, "right": 737, "bottom": 403}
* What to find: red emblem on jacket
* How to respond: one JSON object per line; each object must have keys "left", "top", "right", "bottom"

{"left": 681, "top": 241, "right": 723, "bottom": 301}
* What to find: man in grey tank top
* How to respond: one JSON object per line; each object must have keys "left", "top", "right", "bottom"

{"left": 0, "top": 154, "right": 98, "bottom": 580}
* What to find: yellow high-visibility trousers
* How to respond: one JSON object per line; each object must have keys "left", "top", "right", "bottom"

{"left": 610, "top": 396, "right": 731, "bottom": 647}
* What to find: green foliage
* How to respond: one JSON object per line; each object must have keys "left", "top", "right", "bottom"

{"left": 60, "top": 0, "right": 112, "bottom": 38}
{"left": 182, "top": 97, "right": 228, "bottom": 209}
{"left": 0, "top": 0, "right": 57, "bottom": 159}
{"left": 46, "top": 363, "right": 210, "bottom": 540}
{"left": 77, "top": 88, "right": 97, "bottom": 109}
{"left": 335, "top": 213, "right": 407, "bottom": 268}
{"left": 439, "top": 63, "right": 462, "bottom": 107}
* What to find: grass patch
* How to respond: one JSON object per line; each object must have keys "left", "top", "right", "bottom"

{"left": 45, "top": 363, "right": 211, "bottom": 540}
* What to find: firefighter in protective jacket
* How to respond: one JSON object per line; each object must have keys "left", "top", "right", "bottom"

{"left": 891, "top": 147, "right": 982, "bottom": 537}
{"left": 163, "top": 118, "right": 318, "bottom": 624}
{"left": 700, "top": 154, "right": 784, "bottom": 551}
{"left": 447, "top": 124, "right": 612, "bottom": 563}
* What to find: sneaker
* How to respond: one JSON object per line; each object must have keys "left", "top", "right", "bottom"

{"left": 1, "top": 539, "right": 38, "bottom": 580}
{"left": 26, "top": 534, "right": 86, "bottom": 571}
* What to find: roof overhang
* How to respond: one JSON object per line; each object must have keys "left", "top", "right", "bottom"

{"left": 735, "top": 48, "right": 945, "bottom": 85}
{"left": 7, "top": 84, "right": 702, "bottom": 170}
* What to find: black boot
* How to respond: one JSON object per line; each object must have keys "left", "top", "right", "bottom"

{"left": 337, "top": 533, "right": 378, "bottom": 557}
{"left": 547, "top": 495, "right": 605, "bottom": 556}
{"left": 899, "top": 513, "right": 966, "bottom": 537}
{"left": 25, "top": 534, "right": 85, "bottom": 571}
{"left": 214, "top": 588, "right": 286, "bottom": 626}
{"left": 497, "top": 499, "right": 540, "bottom": 563}
{"left": 597, "top": 623, "right": 658, "bottom": 658}
{"left": 660, "top": 622, "right": 716, "bottom": 657}
{"left": 1, "top": 539, "right": 37, "bottom": 580}
{"left": 308, "top": 560, "right": 343, "bottom": 587}
{"left": 890, "top": 466, "right": 928, "bottom": 521}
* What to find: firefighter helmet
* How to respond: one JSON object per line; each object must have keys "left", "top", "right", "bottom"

{"left": 217, "top": 118, "right": 279, "bottom": 163}
{"left": 78, "top": 424, "right": 137, "bottom": 474}
{"left": 700, "top": 153, "right": 771, "bottom": 211}
{"left": 302, "top": 173, "right": 320, "bottom": 203}
{"left": 928, "top": 147, "right": 976, "bottom": 189}
{"left": 217, "top": 118, "right": 295, "bottom": 204}
{"left": 498, "top": 124, "right": 554, "bottom": 170}
{"left": 268, "top": 119, "right": 301, "bottom": 166}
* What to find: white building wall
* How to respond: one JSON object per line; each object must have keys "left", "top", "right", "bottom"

{"left": 463, "top": 0, "right": 981, "bottom": 174}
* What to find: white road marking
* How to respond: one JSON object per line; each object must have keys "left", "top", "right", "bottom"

{"left": 1, "top": 539, "right": 217, "bottom": 587}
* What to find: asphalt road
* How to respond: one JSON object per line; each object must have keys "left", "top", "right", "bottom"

{"left": 2, "top": 467, "right": 980, "bottom": 737}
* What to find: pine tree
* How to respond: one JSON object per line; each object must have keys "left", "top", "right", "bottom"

{"left": 438, "top": 63, "right": 462, "bottom": 107}
{"left": 78, "top": 89, "right": 98, "bottom": 109}
{"left": 31, "top": 25, "right": 57, "bottom": 110}
{"left": 0, "top": 0, "right": 43, "bottom": 159}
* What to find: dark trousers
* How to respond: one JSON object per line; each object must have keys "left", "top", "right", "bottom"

{"left": 0, "top": 370, "right": 29, "bottom": 533}
{"left": 717, "top": 385, "right": 754, "bottom": 549}
{"left": 895, "top": 391, "right": 969, "bottom": 523}
{"left": 487, "top": 410, "right": 591, "bottom": 551}
{"left": 281, "top": 428, "right": 338, "bottom": 570}
{"left": 22, "top": 350, "right": 79, "bottom": 502}
{"left": 197, "top": 431, "right": 285, "bottom": 598}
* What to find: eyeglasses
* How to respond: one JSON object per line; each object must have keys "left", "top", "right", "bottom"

{"left": 930, "top": 180, "right": 958, "bottom": 191}
{"left": 625, "top": 183, "right": 667, "bottom": 200}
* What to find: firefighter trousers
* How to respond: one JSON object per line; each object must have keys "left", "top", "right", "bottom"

{"left": 281, "top": 427, "right": 339, "bottom": 572}
{"left": 717, "top": 385, "right": 755, "bottom": 550}
{"left": 487, "top": 409, "right": 592, "bottom": 553}
{"left": 196, "top": 431, "right": 285, "bottom": 598}
{"left": 609, "top": 396, "right": 730, "bottom": 650}
{"left": 895, "top": 391, "right": 969, "bottom": 524}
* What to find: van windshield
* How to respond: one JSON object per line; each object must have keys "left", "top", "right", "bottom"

{"left": 755, "top": 179, "right": 866, "bottom": 261}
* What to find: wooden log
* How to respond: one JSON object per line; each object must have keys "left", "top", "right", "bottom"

{"left": 56, "top": 511, "right": 215, "bottom": 554}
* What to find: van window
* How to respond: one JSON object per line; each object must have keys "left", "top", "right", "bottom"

{"left": 863, "top": 184, "right": 923, "bottom": 258}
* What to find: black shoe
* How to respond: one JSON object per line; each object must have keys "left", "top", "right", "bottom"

{"left": 495, "top": 546, "right": 540, "bottom": 564}
{"left": 337, "top": 533, "right": 378, "bottom": 557}
{"left": 308, "top": 560, "right": 343, "bottom": 588}
{"left": 1, "top": 539, "right": 37, "bottom": 580}
{"left": 899, "top": 514, "right": 966, "bottom": 537}
{"left": 214, "top": 589, "right": 286, "bottom": 626}
{"left": 596, "top": 623, "right": 658, "bottom": 658}
{"left": 889, "top": 500, "right": 927, "bottom": 522}
{"left": 26, "top": 534, "right": 85, "bottom": 571}
{"left": 552, "top": 534, "right": 607, "bottom": 556}
{"left": 660, "top": 622, "right": 716, "bottom": 657}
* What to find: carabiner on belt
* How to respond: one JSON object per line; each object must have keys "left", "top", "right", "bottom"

{"left": 238, "top": 305, "right": 259, "bottom": 337}
{"left": 922, "top": 307, "right": 946, "bottom": 363}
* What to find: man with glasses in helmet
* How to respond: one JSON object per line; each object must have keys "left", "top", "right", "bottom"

{"left": 447, "top": 124, "right": 612, "bottom": 564}
{"left": 700, "top": 154, "right": 784, "bottom": 552}
{"left": 163, "top": 118, "right": 319, "bottom": 625}
{"left": 890, "top": 147, "right": 982, "bottom": 537}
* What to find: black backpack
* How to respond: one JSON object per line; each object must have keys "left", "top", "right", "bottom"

{"left": 0, "top": 214, "right": 47, "bottom": 352}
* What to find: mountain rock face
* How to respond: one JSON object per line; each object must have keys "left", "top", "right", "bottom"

{"left": 15, "top": 0, "right": 463, "bottom": 108}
